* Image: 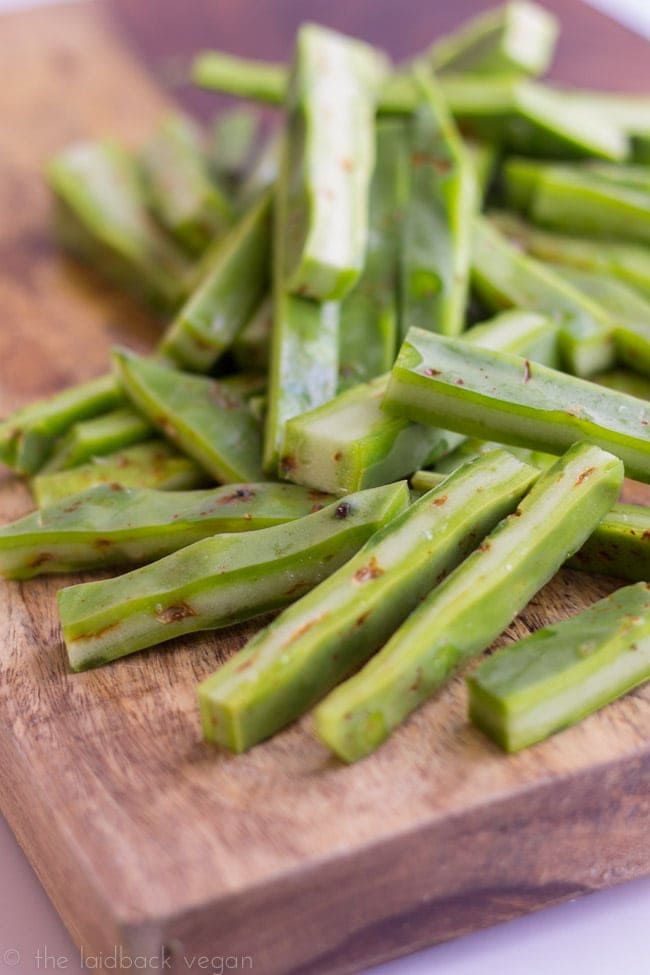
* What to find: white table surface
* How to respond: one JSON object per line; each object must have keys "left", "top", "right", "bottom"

{"left": 0, "top": 1, "right": 648, "bottom": 973}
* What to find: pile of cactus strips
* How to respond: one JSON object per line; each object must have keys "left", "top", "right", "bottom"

{"left": 2, "top": 3, "right": 650, "bottom": 761}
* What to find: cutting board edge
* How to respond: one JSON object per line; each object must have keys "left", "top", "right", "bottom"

{"left": 146, "top": 741, "right": 650, "bottom": 975}
{"left": 0, "top": 713, "right": 152, "bottom": 962}
{"left": 3, "top": 698, "right": 649, "bottom": 975}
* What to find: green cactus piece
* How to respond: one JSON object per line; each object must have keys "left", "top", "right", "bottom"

{"left": 568, "top": 505, "right": 650, "bottom": 582}
{"left": 58, "top": 482, "right": 409, "bottom": 671}
{"left": 442, "top": 76, "right": 626, "bottom": 162}
{"left": 280, "top": 24, "right": 388, "bottom": 301}
{"left": 383, "top": 327, "right": 650, "bottom": 481}
{"left": 158, "top": 189, "right": 272, "bottom": 372}
{"left": 32, "top": 441, "right": 207, "bottom": 508}
{"left": 551, "top": 267, "right": 650, "bottom": 379}
{"left": 491, "top": 211, "right": 650, "bottom": 302}
{"left": 399, "top": 71, "right": 477, "bottom": 337}
{"left": 48, "top": 141, "right": 192, "bottom": 311}
{"left": 113, "top": 350, "right": 266, "bottom": 483}
{"left": 338, "top": 119, "right": 407, "bottom": 389}
{"left": 427, "top": 2, "right": 558, "bottom": 78}
{"left": 40, "top": 407, "right": 154, "bottom": 473}
{"left": 472, "top": 217, "right": 616, "bottom": 377}
{"left": 468, "top": 582, "right": 650, "bottom": 751}
{"left": 262, "top": 124, "right": 339, "bottom": 471}
{"left": 0, "top": 374, "right": 123, "bottom": 475}
{"left": 530, "top": 167, "right": 650, "bottom": 245}
{"left": 0, "top": 481, "right": 334, "bottom": 579}
{"left": 198, "top": 450, "right": 538, "bottom": 752}
{"left": 280, "top": 310, "right": 559, "bottom": 495}
{"left": 141, "top": 113, "right": 233, "bottom": 255}
{"left": 315, "top": 442, "right": 623, "bottom": 762}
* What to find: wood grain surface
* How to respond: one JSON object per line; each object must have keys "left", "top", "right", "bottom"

{"left": 0, "top": 2, "right": 648, "bottom": 974}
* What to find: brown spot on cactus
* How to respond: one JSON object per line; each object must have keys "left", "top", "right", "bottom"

{"left": 155, "top": 602, "right": 197, "bottom": 624}
{"left": 236, "top": 657, "right": 256, "bottom": 673}
{"left": 288, "top": 616, "right": 323, "bottom": 643}
{"left": 353, "top": 556, "right": 384, "bottom": 583}
{"left": 355, "top": 610, "right": 371, "bottom": 629}
{"left": 155, "top": 415, "right": 175, "bottom": 437}
{"left": 62, "top": 499, "right": 83, "bottom": 514}
{"left": 29, "top": 553, "right": 54, "bottom": 568}
{"left": 575, "top": 467, "right": 596, "bottom": 486}
{"left": 218, "top": 487, "right": 256, "bottom": 504}
{"left": 279, "top": 455, "right": 297, "bottom": 475}
{"left": 209, "top": 385, "right": 240, "bottom": 410}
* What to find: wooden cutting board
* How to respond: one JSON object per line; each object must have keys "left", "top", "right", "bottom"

{"left": 0, "top": 2, "right": 649, "bottom": 973}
